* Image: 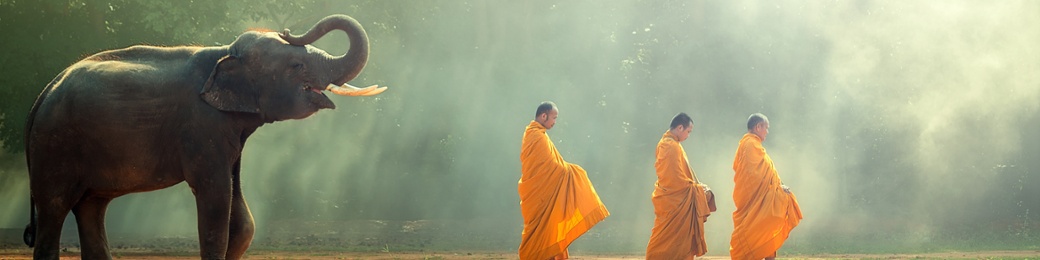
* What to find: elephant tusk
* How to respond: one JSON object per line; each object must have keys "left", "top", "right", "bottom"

{"left": 326, "top": 83, "right": 387, "bottom": 96}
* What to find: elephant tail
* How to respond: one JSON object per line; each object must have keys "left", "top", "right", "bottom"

{"left": 23, "top": 198, "right": 35, "bottom": 247}
{"left": 22, "top": 69, "right": 65, "bottom": 248}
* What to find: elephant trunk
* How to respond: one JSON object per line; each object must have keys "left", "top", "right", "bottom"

{"left": 280, "top": 14, "right": 369, "bottom": 86}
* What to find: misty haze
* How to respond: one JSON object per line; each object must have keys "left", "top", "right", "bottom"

{"left": 0, "top": 0, "right": 1037, "bottom": 258}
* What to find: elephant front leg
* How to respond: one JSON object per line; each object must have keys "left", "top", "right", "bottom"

{"left": 225, "top": 184, "right": 255, "bottom": 259}
{"left": 193, "top": 184, "right": 233, "bottom": 260}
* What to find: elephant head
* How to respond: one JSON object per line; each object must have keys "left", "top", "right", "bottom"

{"left": 201, "top": 14, "right": 381, "bottom": 121}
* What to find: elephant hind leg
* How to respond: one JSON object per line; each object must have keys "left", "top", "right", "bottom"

{"left": 72, "top": 196, "right": 113, "bottom": 259}
{"left": 32, "top": 196, "right": 75, "bottom": 260}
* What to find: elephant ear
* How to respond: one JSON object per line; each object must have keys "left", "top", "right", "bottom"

{"left": 200, "top": 56, "right": 260, "bottom": 113}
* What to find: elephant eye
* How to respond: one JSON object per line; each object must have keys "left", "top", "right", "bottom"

{"left": 290, "top": 63, "right": 304, "bottom": 71}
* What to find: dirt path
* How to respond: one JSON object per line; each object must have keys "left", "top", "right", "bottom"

{"left": 2, "top": 250, "right": 1040, "bottom": 259}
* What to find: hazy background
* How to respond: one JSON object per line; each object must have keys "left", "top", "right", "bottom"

{"left": 1, "top": 0, "right": 1038, "bottom": 255}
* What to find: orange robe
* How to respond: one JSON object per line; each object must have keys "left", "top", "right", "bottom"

{"left": 730, "top": 133, "right": 803, "bottom": 259}
{"left": 646, "top": 131, "right": 712, "bottom": 260}
{"left": 519, "top": 120, "right": 610, "bottom": 260}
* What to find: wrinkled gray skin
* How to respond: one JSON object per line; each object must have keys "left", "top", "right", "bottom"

{"left": 23, "top": 14, "right": 369, "bottom": 260}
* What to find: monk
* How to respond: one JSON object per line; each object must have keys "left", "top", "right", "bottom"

{"left": 730, "top": 113, "right": 803, "bottom": 260}
{"left": 518, "top": 101, "right": 610, "bottom": 260}
{"left": 646, "top": 113, "right": 713, "bottom": 260}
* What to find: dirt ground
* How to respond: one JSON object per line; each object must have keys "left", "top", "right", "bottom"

{"left": 2, "top": 250, "right": 1040, "bottom": 260}
{"left": 2, "top": 220, "right": 1037, "bottom": 259}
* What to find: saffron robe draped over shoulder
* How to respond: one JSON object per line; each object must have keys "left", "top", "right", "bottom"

{"left": 646, "top": 131, "right": 712, "bottom": 260}
{"left": 519, "top": 121, "right": 610, "bottom": 260}
{"left": 730, "top": 133, "right": 803, "bottom": 260}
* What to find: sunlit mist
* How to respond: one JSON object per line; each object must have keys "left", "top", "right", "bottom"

{"left": 1, "top": 0, "right": 1038, "bottom": 255}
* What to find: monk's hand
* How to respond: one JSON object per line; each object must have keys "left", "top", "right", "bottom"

{"left": 781, "top": 185, "right": 791, "bottom": 193}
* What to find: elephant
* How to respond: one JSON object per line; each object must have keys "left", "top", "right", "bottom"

{"left": 21, "top": 14, "right": 385, "bottom": 260}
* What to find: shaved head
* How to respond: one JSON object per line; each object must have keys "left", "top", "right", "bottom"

{"left": 534, "top": 101, "right": 559, "bottom": 130}
{"left": 747, "top": 113, "right": 770, "bottom": 141}
{"left": 747, "top": 113, "right": 769, "bottom": 130}
{"left": 535, "top": 101, "right": 557, "bottom": 118}
{"left": 669, "top": 112, "right": 694, "bottom": 142}
{"left": 670, "top": 112, "right": 693, "bottom": 129}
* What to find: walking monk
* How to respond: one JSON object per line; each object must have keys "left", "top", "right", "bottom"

{"left": 519, "top": 101, "right": 610, "bottom": 260}
{"left": 730, "top": 113, "right": 803, "bottom": 260}
{"left": 646, "top": 113, "right": 714, "bottom": 260}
